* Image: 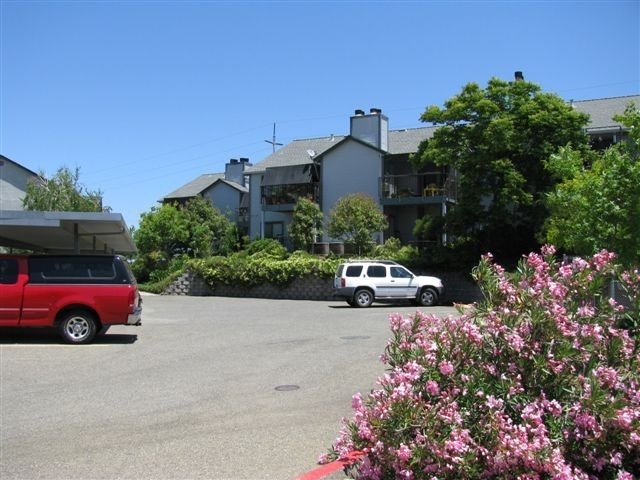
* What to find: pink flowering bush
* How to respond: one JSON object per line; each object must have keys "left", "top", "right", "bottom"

{"left": 323, "top": 246, "right": 639, "bottom": 479}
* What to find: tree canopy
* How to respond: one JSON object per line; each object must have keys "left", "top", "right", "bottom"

{"left": 544, "top": 103, "right": 640, "bottom": 265}
{"left": 328, "top": 193, "right": 388, "bottom": 255}
{"left": 412, "top": 77, "right": 590, "bottom": 264}
{"left": 23, "top": 166, "right": 105, "bottom": 212}
{"left": 289, "top": 197, "right": 324, "bottom": 252}
{"left": 132, "top": 197, "right": 231, "bottom": 282}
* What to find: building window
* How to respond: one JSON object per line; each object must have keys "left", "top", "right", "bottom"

{"left": 265, "top": 222, "right": 284, "bottom": 241}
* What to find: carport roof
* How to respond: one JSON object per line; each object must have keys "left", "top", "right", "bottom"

{"left": 0, "top": 210, "right": 136, "bottom": 254}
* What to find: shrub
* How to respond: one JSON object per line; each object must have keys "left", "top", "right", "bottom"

{"left": 323, "top": 246, "right": 639, "bottom": 479}
{"left": 244, "top": 238, "right": 288, "bottom": 259}
{"left": 189, "top": 251, "right": 340, "bottom": 288}
{"left": 373, "top": 238, "right": 420, "bottom": 266}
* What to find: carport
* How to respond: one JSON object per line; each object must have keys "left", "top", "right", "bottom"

{"left": 0, "top": 210, "right": 136, "bottom": 254}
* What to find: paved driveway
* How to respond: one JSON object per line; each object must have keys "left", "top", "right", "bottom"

{"left": 1, "top": 294, "right": 457, "bottom": 480}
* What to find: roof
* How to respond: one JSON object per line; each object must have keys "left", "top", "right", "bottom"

{"left": 0, "top": 154, "right": 41, "bottom": 179}
{"left": 162, "top": 173, "right": 225, "bottom": 200}
{"left": 0, "top": 210, "right": 136, "bottom": 254}
{"left": 162, "top": 173, "right": 248, "bottom": 202}
{"left": 216, "top": 179, "right": 248, "bottom": 193}
{"left": 245, "top": 128, "right": 437, "bottom": 174}
{"left": 245, "top": 136, "right": 347, "bottom": 174}
{"left": 388, "top": 127, "right": 436, "bottom": 155}
{"left": 572, "top": 95, "right": 639, "bottom": 132}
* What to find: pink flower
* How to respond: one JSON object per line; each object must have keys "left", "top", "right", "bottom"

{"left": 426, "top": 380, "right": 440, "bottom": 396}
{"left": 486, "top": 395, "right": 504, "bottom": 410}
{"left": 614, "top": 408, "right": 635, "bottom": 429}
{"left": 594, "top": 366, "right": 618, "bottom": 389}
{"left": 396, "top": 443, "right": 412, "bottom": 462}
{"left": 439, "top": 360, "right": 454, "bottom": 376}
{"left": 616, "top": 472, "right": 634, "bottom": 480}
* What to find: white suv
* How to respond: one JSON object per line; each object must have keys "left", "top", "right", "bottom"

{"left": 333, "top": 260, "right": 444, "bottom": 308}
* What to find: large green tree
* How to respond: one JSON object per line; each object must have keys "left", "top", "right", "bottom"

{"left": 544, "top": 104, "right": 640, "bottom": 265}
{"left": 133, "top": 197, "right": 231, "bottom": 282}
{"left": 289, "top": 197, "right": 324, "bottom": 252}
{"left": 328, "top": 193, "right": 388, "bottom": 255}
{"left": 23, "top": 166, "right": 105, "bottom": 212}
{"left": 412, "top": 77, "right": 590, "bottom": 264}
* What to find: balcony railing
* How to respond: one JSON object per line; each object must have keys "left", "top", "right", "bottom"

{"left": 380, "top": 173, "right": 457, "bottom": 201}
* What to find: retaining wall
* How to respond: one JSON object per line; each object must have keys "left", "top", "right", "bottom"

{"left": 163, "top": 269, "right": 483, "bottom": 304}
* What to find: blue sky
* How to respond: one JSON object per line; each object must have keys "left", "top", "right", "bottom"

{"left": 1, "top": 0, "right": 638, "bottom": 228}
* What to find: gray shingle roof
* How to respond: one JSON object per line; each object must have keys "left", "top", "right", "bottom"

{"left": 218, "top": 179, "right": 248, "bottom": 193}
{"left": 244, "top": 136, "right": 347, "bottom": 174}
{"left": 245, "top": 127, "right": 438, "bottom": 174}
{"left": 573, "top": 95, "right": 639, "bottom": 132}
{"left": 162, "top": 173, "right": 224, "bottom": 200}
{"left": 388, "top": 127, "right": 436, "bottom": 154}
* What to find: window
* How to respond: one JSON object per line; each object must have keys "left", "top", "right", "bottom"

{"left": 0, "top": 259, "right": 18, "bottom": 284}
{"left": 367, "top": 266, "right": 387, "bottom": 278}
{"left": 265, "top": 222, "right": 284, "bottom": 240}
{"left": 390, "top": 266, "right": 412, "bottom": 279}
{"left": 346, "top": 265, "right": 363, "bottom": 277}
{"left": 261, "top": 184, "right": 317, "bottom": 205}
{"left": 29, "top": 256, "right": 118, "bottom": 283}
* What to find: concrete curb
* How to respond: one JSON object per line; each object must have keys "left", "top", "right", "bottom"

{"left": 294, "top": 452, "right": 363, "bottom": 480}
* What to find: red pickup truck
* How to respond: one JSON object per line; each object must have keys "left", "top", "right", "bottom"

{"left": 0, "top": 254, "right": 142, "bottom": 344}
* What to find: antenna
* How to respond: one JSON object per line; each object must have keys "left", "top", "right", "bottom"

{"left": 264, "top": 122, "right": 283, "bottom": 153}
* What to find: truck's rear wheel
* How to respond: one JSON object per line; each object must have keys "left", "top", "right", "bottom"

{"left": 58, "top": 311, "right": 98, "bottom": 344}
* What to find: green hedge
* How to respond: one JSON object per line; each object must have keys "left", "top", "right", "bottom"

{"left": 189, "top": 251, "right": 341, "bottom": 289}
{"left": 138, "top": 237, "right": 430, "bottom": 293}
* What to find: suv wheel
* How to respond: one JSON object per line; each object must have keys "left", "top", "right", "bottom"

{"left": 353, "top": 289, "right": 374, "bottom": 308}
{"left": 418, "top": 287, "right": 438, "bottom": 307}
{"left": 59, "top": 311, "right": 98, "bottom": 344}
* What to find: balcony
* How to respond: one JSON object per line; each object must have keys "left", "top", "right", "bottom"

{"left": 380, "top": 173, "right": 457, "bottom": 206}
{"left": 261, "top": 184, "right": 319, "bottom": 211}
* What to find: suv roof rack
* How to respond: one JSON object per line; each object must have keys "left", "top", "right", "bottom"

{"left": 342, "top": 259, "right": 399, "bottom": 265}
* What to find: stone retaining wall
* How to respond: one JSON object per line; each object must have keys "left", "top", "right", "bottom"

{"left": 163, "top": 269, "right": 483, "bottom": 304}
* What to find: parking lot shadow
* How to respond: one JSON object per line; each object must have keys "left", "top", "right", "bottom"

{"left": 0, "top": 327, "right": 137, "bottom": 345}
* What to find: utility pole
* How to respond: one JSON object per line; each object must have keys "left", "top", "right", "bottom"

{"left": 264, "top": 122, "right": 283, "bottom": 153}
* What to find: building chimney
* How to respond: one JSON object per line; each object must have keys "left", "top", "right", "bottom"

{"left": 225, "top": 157, "right": 251, "bottom": 186}
{"left": 350, "top": 107, "right": 388, "bottom": 151}
{"left": 514, "top": 71, "right": 524, "bottom": 82}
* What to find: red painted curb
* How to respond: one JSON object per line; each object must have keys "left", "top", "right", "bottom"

{"left": 294, "top": 451, "right": 364, "bottom": 480}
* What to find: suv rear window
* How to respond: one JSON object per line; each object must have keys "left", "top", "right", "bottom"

{"left": 345, "top": 265, "right": 363, "bottom": 277}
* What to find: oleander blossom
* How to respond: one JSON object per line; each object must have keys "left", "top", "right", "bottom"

{"left": 323, "top": 247, "right": 639, "bottom": 479}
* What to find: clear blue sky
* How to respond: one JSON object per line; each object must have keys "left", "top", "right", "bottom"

{"left": 1, "top": 0, "right": 638, "bottom": 228}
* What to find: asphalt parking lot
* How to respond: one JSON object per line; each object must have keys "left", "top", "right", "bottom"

{"left": 1, "top": 294, "right": 457, "bottom": 480}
